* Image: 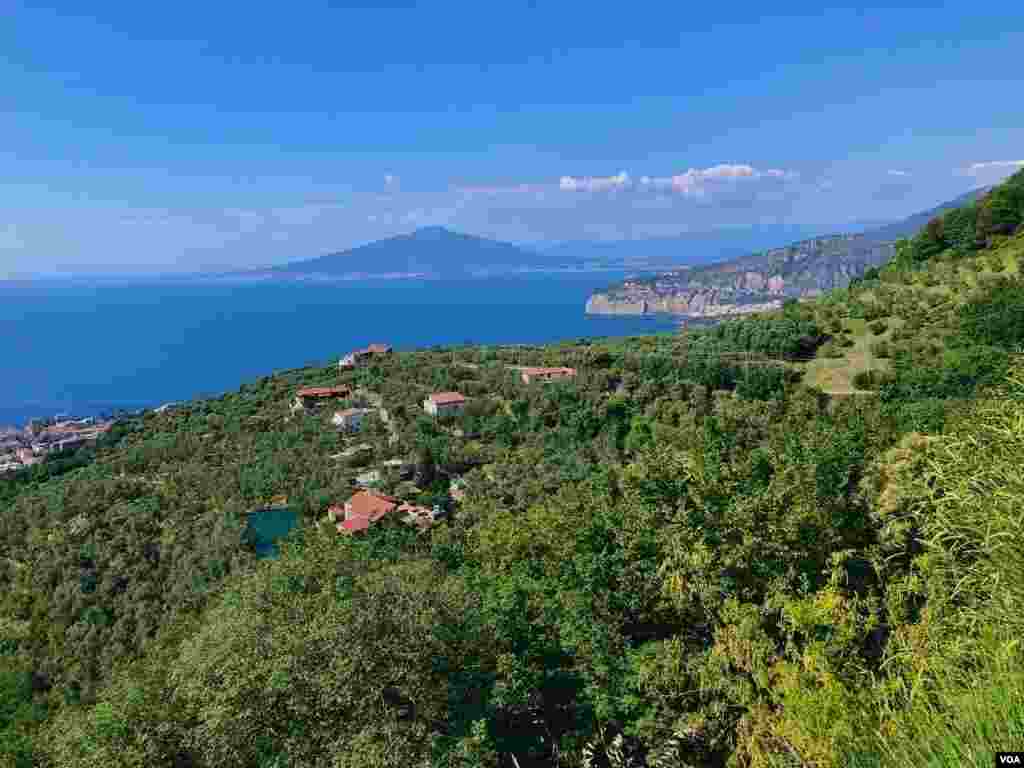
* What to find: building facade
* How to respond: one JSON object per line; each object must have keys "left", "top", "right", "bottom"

{"left": 332, "top": 408, "right": 373, "bottom": 433}
{"left": 423, "top": 391, "right": 467, "bottom": 417}
{"left": 519, "top": 366, "right": 577, "bottom": 385}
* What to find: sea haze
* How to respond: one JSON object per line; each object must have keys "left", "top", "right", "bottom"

{"left": 1, "top": 272, "right": 677, "bottom": 426}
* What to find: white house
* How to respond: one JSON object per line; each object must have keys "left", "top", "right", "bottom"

{"left": 332, "top": 407, "right": 374, "bottom": 433}
{"left": 423, "top": 391, "right": 467, "bottom": 417}
{"left": 354, "top": 469, "right": 382, "bottom": 488}
{"left": 519, "top": 366, "right": 577, "bottom": 385}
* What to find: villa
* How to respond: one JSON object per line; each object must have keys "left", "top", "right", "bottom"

{"left": 397, "top": 502, "right": 447, "bottom": 530}
{"left": 423, "top": 391, "right": 467, "bottom": 417}
{"left": 333, "top": 490, "right": 399, "bottom": 535}
{"left": 292, "top": 385, "right": 352, "bottom": 411}
{"left": 519, "top": 366, "right": 577, "bottom": 385}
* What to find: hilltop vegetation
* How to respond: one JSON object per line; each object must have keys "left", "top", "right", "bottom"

{"left": 2, "top": 170, "right": 1023, "bottom": 767}
{"left": 588, "top": 186, "right": 993, "bottom": 316}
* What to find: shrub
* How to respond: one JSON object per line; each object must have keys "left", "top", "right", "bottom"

{"left": 956, "top": 277, "right": 1024, "bottom": 350}
{"left": 820, "top": 341, "right": 845, "bottom": 359}
{"left": 869, "top": 341, "right": 891, "bottom": 358}
{"left": 868, "top": 320, "right": 888, "bottom": 336}
{"left": 852, "top": 370, "right": 890, "bottom": 390}
{"left": 880, "top": 346, "right": 1010, "bottom": 403}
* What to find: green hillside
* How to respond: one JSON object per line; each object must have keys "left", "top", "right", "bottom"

{"left": 2, "top": 170, "right": 1023, "bottom": 768}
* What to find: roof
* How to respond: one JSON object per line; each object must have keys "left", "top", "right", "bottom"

{"left": 297, "top": 386, "right": 351, "bottom": 398}
{"left": 339, "top": 518, "right": 371, "bottom": 533}
{"left": 365, "top": 344, "right": 392, "bottom": 354}
{"left": 396, "top": 502, "right": 431, "bottom": 515}
{"left": 520, "top": 366, "right": 577, "bottom": 376}
{"left": 427, "top": 391, "right": 467, "bottom": 405}
{"left": 334, "top": 407, "right": 371, "bottom": 418}
{"left": 346, "top": 490, "right": 398, "bottom": 522}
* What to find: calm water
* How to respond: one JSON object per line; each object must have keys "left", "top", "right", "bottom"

{"left": 1, "top": 272, "right": 677, "bottom": 426}
{"left": 246, "top": 507, "right": 302, "bottom": 559}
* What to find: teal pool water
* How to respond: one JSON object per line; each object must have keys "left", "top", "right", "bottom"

{"left": 246, "top": 507, "right": 301, "bottom": 559}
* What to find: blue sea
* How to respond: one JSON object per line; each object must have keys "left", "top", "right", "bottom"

{"left": 1, "top": 272, "right": 678, "bottom": 427}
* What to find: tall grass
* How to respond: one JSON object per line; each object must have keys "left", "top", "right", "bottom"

{"left": 842, "top": 365, "right": 1024, "bottom": 767}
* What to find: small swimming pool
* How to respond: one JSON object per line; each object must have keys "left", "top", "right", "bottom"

{"left": 246, "top": 507, "right": 301, "bottom": 559}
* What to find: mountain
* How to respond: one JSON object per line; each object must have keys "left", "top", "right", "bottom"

{"left": 530, "top": 224, "right": 819, "bottom": 267}
{"left": 236, "top": 225, "right": 824, "bottom": 282}
{"left": 256, "top": 226, "right": 545, "bottom": 279}
{"left": 861, "top": 186, "right": 991, "bottom": 243}
{"left": 230, "top": 188, "right": 992, "bottom": 284}
{"left": 587, "top": 186, "right": 993, "bottom": 317}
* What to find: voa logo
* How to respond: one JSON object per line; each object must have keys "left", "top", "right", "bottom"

{"left": 997, "top": 753, "right": 1023, "bottom": 765}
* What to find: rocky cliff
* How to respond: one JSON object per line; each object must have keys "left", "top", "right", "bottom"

{"left": 588, "top": 234, "right": 895, "bottom": 317}
{"left": 585, "top": 187, "right": 992, "bottom": 318}
{"left": 586, "top": 291, "right": 782, "bottom": 318}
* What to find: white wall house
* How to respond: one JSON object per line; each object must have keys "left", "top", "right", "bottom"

{"left": 332, "top": 408, "right": 374, "bottom": 433}
{"left": 423, "top": 392, "right": 467, "bottom": 417}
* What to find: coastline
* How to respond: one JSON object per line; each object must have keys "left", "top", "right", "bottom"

{"left": 585, "top": 291, "right": 783, "bottom": 319}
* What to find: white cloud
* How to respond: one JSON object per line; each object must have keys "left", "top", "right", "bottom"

{"left": 965, "top": 160, "right": 1024, "bottom": 175}
{"left": 559, "top": 171, "right": 630, "bottom": 192}
{"left": 887, "top": 169, "right": 909, "bottom": 177}
{"left": 638, "top": 164, "right": 796, "bottom": 196}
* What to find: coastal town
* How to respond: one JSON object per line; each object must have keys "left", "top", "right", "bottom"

{"left": 0, "top": 417, "right": 115, "bottom": 474}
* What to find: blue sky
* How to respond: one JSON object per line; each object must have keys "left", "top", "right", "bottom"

{"left": 2, "top": 1, "right": 1023, "bottom": 274}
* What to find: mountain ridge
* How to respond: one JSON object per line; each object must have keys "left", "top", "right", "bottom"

{"left": 586, "top": 185, "right": 992, "bottom": 317}
{"left": 261, "top": 226, "right": 543, "bottom": 278}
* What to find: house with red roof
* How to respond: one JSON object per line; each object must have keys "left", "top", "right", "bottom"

{"left": 292, "top": 385, "right": 352, "bottom": 411}
{"left": 396, "top": 501, "right": 447, "bottom": 531}
{"left": 423, "top": 391, "right": 467, "bottom": 417}
{"left": 339, "top": 344, "right": 393, "bottom": 369}
{"left": 335, "top": 490, "right": 399, "bottom": 535}
{"left": 519, "top": 366, "right": 577, "bottom": 385}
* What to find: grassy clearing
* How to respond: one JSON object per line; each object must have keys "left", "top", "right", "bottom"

{"left": 802, "top": 237, "right": 1022, "bottom": 396}
{"left": 805, "top": 316, "right": 899, "bottom": 394}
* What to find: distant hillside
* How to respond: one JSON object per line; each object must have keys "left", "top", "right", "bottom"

{"left": 587, "top": 186, "right": 993, "bottom": 317}
{"left": 254, "top": 226, "right": 546, "bottom": 279}
{"left": 228, "top": 188, "right": 991, "bottom": 284}
{"left": 861, "top": 185, "right": 991, "bottom": 243}
{"left": 532, "top": 224, "right": 818, "bottom": 267}
{"left": 236, "top": 224, "right": 825, "bottom": 282}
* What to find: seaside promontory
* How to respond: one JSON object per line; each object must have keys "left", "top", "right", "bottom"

{"left": 585, "top": 186, "right": 991, "bottom": 319}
